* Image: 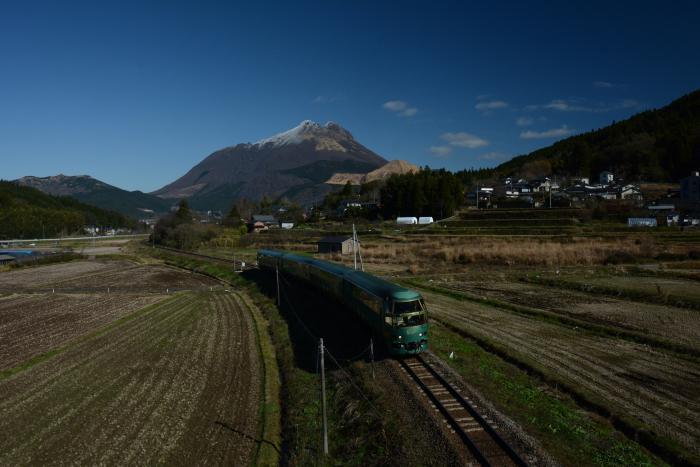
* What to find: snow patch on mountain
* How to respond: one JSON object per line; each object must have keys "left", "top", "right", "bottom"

{"left": 255, "top": 120, "right": 320, "bottom": 147}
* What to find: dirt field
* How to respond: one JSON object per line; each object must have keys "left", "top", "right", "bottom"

{"left": 0, "top": 293, "right": 164, "bottom": 370}
{"left": 417, "top": 288, "right": 700, "bottom": 457}
{"left": 0, "top": 260, "right": 118, "bottom": 287}
{"left": 0, "top": 259, "right": 220, "bottom": 292}
{"left": 47, "top": 263, "right": 221, "bottom": 291}
{"left": 0, "top": 291, "right": 262, "bottom": 465}
{"left": 556, "top": 274, "right": 700, "bottom": 303}
{"left": 426, "top": 275, "right": 700, "bottom": 350}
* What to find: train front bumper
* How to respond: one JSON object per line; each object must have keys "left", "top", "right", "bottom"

{"left": 390, "top": 338, "right": 428, "bottom": 355}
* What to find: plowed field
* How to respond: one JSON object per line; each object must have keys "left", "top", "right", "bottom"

{"left": 0, "top": 291, "right": 262, "bottom": 465}
{"left": 0, "top": 293, "right": 164, "bottom": 370}
{"left": 429, "top": 277, "right": 700, "bottom": 350}
{"left": 418, "top": 288, "right": 700, "bottom": 457}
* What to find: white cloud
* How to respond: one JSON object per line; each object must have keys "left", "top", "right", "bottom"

{"left": 520, "top": 125, "right": 575, "bottom": 139}
{"left": 479, "top": 152, "right": 505, "bottom": 160}
{"left": 593, "top": 81, "right": 614, "bottom": 88}
{"left": 475, "top": 100, "right": 508, "bottom": 111}
{"left": 526, "top": 98, "right": 640, "bottom": 113}
{"left": 441, "top": 132, "right": 489, "bottom": 148}
{"left": 382, "top": 100, "right": 418, "bottom": 117}
{"left": 516, "top": 116, "right": 533, "bottom": 126}
{"left": 544, "top": 99, "right": 590, "bottom": 112}
{"left": 383, "top": 100, "right": 408, "bottom": 111}
{"left": 430, "top": 146, "right": 452, "bottom": 156}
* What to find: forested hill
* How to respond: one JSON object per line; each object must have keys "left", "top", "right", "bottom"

{"left": 0, "top": 181, "right": 136, "bottom": 239}
{"left": 494, "top": 89, "right": 700, "bottom": 182}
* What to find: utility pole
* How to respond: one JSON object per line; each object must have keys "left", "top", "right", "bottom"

{"left": 276, "top": 267, "right": 281, "bottom": 306}
{"left": 370, "top": 338, "right": 375, "bottom": 379}
{"left": 352, "top": 224, "right": 357, "bottom": 270}
{"left": 476, "top": 184, "right": 479, "bottom": 210}
{"left": 320, "top": 338, "right": 329, "bottom": 455}
{"left": 358, "top": 236, "right": 364, "bottom": 272}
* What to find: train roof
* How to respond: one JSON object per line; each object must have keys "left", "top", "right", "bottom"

{"left": 258, "top": 249, "right": 421, "bottom": 301}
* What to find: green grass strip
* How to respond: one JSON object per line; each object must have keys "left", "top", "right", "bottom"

{"left": 423, "top": 307, "right": 694, "bottom": 466}
{"left": 240, "top": 292, "right": 282, "bottom": 466}
{"left": 428, "top": 323, "right": 660, "bottom": 467}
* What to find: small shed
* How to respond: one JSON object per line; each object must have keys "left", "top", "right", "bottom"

{"left": 317, "top": 236, "right": 354, "bottom": 254}
{"left": 418, "top": 216, "right": 434, "bottom": 225}
{"left": 396, "top": 217, "right": 418, "bottom": 225}
{"left": 628, "top": 217, "right": 657, "bottom": 227}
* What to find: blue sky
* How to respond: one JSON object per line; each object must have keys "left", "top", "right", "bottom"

{"left": 1, "top": 0, "right": 699, "bottom": 191}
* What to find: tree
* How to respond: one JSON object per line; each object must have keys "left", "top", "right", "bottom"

{"left": 223, "top": 204, "right": 242, "bottom": 227}
{"left": 175, "top": 199, "right": 192, "bottom": 223}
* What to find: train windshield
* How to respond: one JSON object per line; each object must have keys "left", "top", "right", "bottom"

{"left": 391, "top": 300, "right": 427, "bottom": 327}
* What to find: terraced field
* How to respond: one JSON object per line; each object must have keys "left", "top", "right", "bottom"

{"left": 0, "top": 291, "right": 262, "bottom": 465}
{"left": 417, "top": 287, "right": 700, "bottom": 459}
{"left": 426, "top": 276, "right": 700, "bottom": 350}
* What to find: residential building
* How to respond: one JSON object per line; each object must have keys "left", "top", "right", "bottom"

{"left": 600, "top": 171, "right": 614, "bottom": 185}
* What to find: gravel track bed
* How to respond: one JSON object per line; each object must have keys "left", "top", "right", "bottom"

{"left": 422, "top": 290, "right": 700, "bottom": 455}
{"left": 0, "top": 291, "right": 261, "bottom": 465}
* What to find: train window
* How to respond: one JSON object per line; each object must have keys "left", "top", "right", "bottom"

{"left": 391, "top": 300, "right": 426, "bottom": 327}
{"left": 393, "top": 300, "right": 424, "bottom": 314}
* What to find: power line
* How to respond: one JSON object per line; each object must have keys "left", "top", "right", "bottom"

{"left": 276, "top": 269, "right": 380, "bottom": 412}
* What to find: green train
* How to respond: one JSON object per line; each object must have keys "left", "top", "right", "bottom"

{"left": 257, "top": 249, "right": 428, "bottom": 356}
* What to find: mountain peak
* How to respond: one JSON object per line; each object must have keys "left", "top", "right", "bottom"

{"left": 254, "top": 120, "right": 354, "bottom": 148}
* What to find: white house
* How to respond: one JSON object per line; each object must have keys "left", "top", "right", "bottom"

{"left": 600, "top": 171, "right": 614, "bottom": 185}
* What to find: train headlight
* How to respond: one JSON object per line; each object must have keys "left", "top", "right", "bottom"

{"left": 419, "top": 332, "right": 423, "bottom": 337}
{"left": 398, "top": 335, "right": 403, "bottom": 339}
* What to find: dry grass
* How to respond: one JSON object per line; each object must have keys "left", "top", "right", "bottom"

{"left": 360, "top": 236, "right": 659, "bottom": 267}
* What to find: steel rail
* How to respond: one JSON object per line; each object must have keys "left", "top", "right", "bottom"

{"left": 399, "top": 355, "right": 528, "bottom": 467}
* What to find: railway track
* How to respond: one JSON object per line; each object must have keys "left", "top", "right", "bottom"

{"left": 154, "top": 246, "right": 245, "bottom": 268}
{"left": 399, "top": 355, "right": 528, "bottom": 467}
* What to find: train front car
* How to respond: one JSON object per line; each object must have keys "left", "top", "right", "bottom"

{"left": 385, "top": 290, "right": 429, "bottom": 355}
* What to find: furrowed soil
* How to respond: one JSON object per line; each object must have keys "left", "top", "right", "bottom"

{"left": 0, "top": 293, "right": 164, "bottom": 370}
{"left": 0, "top": 291, "right": 262, "bottom": 465}
{"left": 424, "top": 275, "right": 700, "bottom": 351}
{"left": 0, "top": 260, "right": 223, "bottom": 371}
{"left": 0, "top": 260, "right": 119, "bottom": 287}
{"left": 414, "top": 287, "right": 700, "bottom": 460}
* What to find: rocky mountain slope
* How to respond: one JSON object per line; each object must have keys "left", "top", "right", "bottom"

{"left": 325, "top": 159, "right": 419, "bottom": 185}
{"left": 152, "top": 120, "right": 387, "bottom": 210}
